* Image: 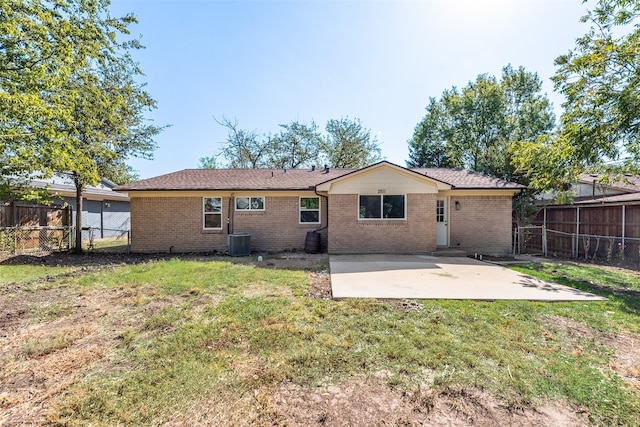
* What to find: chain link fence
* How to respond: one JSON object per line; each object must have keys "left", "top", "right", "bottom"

{"left": 515, "top": 226, "right": 640, "bottom": 269}
{"left": 0, "top": 226, "right": 130, "bottom": 255}
{"left": 0, "top": 226, "right": 73, "bottom": 254}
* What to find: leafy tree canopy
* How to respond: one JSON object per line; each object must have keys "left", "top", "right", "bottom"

{"left": 321, "top": 117, "right": 382, "bottom": 168}
{"left": 212, "top": 116, "right": 382, "bottom": 169}
{"left": 407, "top": 65, "right": 555, "bottom": 179}
{"left": 1, "top": 0, "right": 159, "bottom": 184}
{"left": 1, "top": 0, "right": 164, "bottom": 252}
{"left": 512, "top": 0, "right": 640, "bottom": 195}
{"left": 198, "top": 155, "right": 218, "bottom": 169}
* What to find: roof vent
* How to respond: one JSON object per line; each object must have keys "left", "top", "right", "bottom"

{"left": 283, "top": 168, "right": 287, "bottom": 174}
{"left": 311, "top": 165, "right": 316, "bottom": 171}
{"left": 324, "top": 164, "right": 329, "bottom": 173}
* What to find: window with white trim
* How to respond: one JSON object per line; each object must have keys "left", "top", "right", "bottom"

{"left": 203, "top": 197, "right": 222, "bottom": 229}
{"left": 299, "top": 197, "right": 320, "bottom": 224}
{"left": 359, "top": 195, "right": 405, "bottom": 219}
{"left": 235, "top": 196, "right": 265, "bottom": 211}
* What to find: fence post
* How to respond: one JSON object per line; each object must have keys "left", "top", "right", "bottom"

{"left": 622, "top": 205, "right": 626, "bottom": 261}
{"left": 571, "top": 233, "right": 575, "bottom": 259}
{"left": 11, "top": 201, "right": 16, "bottom": 227}
{"left": 542, "top": 227, "right": 547, "bottom": 257}
{"left": 13, "top": 225, "right": 18, "bottom": 254}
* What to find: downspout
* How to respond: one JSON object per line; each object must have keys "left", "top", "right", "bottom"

{"left": 227, "top": 193, "right": 234, "bottom": 234}
{"left": 313, "top": 186, "right": 329, "bottom": 233}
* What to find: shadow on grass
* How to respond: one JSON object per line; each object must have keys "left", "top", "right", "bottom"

{"left": 0, "top": 251, "right": 326, "bottom": 272}
{"left": 517, "top": 263, "right": 640, "bottom": 318}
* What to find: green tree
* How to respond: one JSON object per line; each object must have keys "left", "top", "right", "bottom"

{"left": 513, "top": 0, "right": 640, "bottom": 195}
{"left": 198, "top": 155, "right": 218, "bottom": 169}
{"left": 0, "top": 0, "right": 139, "bottom": 174}
{"left": 321, "top": 117, "right": 382, "bottom": 168}
{"left": 64, "top": 58, "right": 162, "bottom": 252}
{"left": 1, "top": 1, "right": 163, "bottom": 251}
{"left": 216, "top": 117, "right": 270, "bottom": 168}
{"left": 267, "top": 121, "right": 322, "bottom": 169}
{"left": 408, "top": 65, "right": 555, "bottom": 178}
{"left": 212, "top": 117, "right": 382, "bottom": 169}
{"left": 406, "top": 98, "right": 459, "bottom": 168}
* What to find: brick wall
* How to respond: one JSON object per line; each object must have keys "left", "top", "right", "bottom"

{"left": 130, "top": 193, "right": 513, "bottom": 255}
{"left": 233, "top": 196, "right": 327, "bottom": 252}
{"left": 448, "top": 195, "right": 513, "bottom": 255}
{"left": 130, "top": 195, "right": 326, "bottom": 253}
{"left": 327, "top": 193, "right": 437, "bottom": 253}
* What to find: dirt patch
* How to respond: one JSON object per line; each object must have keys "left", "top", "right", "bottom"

{"left": 0, "top": 282, "right": 193, "bottom": 425}
{"left": 0, "top": 252, "right": 327, "bottom": 426}
{"left": 308, "top": 271, "right": 332, "bottom": 299}
{"left": 542, "top": 314, "right": 640, "bottom": 392}
{"left": 262, "top": 379, "right": 587, "bottom": 426}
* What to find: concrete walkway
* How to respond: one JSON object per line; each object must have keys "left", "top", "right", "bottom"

{"left": 329, "top": 254, "right": 606, "bottom": 301}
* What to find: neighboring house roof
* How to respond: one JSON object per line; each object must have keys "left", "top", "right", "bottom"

{"left": 574, "top": 192, "right": 640, "bottom": 206}
{"left": 578, "top": 173, "right": 640, "bottom": 193}
{"left": 116, "top": 161, "right": 525, "bottom": 192}
{"left": 28, "top": 173, "right": 129, "bottom": 201}
{"left": 537, "top": 173, "right": 640, "bottom": 205}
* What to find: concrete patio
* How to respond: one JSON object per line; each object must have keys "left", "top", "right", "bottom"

{"left": 329, "top": 254, "right": 606, "bottom": 301}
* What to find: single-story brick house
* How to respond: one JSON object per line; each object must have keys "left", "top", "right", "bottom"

{"left": 115, "top": 161, "right": 523, "bottom": 255}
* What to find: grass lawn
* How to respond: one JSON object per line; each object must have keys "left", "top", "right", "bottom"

{"left": 0, "top": 264, "right": 78, "bottom": 285}
{"left": 1, "top": 256, "right": 639, "bottom": 425}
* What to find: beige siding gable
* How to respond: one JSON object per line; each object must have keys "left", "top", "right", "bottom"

{"left": 319, "top": 165, "right": 447, "bottom": 195}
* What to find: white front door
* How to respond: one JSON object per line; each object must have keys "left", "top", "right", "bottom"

{"left": 436, "top": 197, "right": 448, "bottom": 246}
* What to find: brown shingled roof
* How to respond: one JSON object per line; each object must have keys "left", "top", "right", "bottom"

{"left": 115, "top": 162, "right": 524, "bottom": 192}
{"left": 414, "top": 168, "right": 525, "bottom": 189}
{"left": 115, "top": 168, "right": 356, "bottom": 191}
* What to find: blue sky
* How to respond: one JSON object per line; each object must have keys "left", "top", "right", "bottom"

{"left": 109, "top": 0, "right": 588, "bottom": 179}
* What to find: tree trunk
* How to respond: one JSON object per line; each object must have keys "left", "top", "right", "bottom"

{"left": 74, "top": 180, "right": 83, "bottom": 254}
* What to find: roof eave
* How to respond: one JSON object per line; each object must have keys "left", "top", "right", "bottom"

{"left": 116, "top": 187, "right": 319, "bottom": 192}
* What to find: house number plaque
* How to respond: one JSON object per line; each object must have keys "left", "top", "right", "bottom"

{"left": 378, "top": 189, "right": 386, "bottom": 194}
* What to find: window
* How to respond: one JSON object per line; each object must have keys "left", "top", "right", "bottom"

{"left": 235, "top": 196, "right": 265, "bottom": 211}
{"left": 203, "top": 197, "right": 222, "bottom": 229}
{"left": 359, "top": 195, "right": 405, "bottom": 219}
{"left": 436, "top": 199, "right": 445, "bottom": 222}
{"left": 300, "top": 197, "right": 320, "bottom": 224}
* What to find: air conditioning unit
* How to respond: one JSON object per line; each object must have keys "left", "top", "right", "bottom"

{"left": 228, "top": 232, "right": 251, "bottom": 256}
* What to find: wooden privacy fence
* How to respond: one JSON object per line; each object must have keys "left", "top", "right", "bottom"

{"left": 532, "top": 204, "right": 640, "bottom": 241}
{"left": 0, "top": 202, "right": 72, "bottom": 228}
{"left": 0, "top": 202, "right": 73, "bottom": 254}
{"left": 515, "top": 203, "right": 640, "bottom": 269}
